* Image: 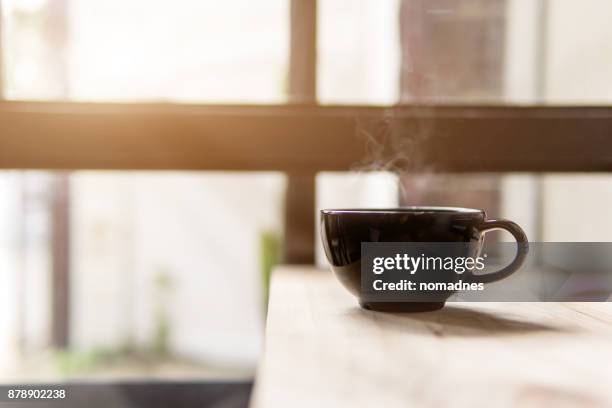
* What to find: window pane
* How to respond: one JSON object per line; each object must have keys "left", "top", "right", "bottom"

{"left": 542, "top": 1, "right": 612, "bottom": 104}
{"left": 317, "top": 0, "right": 401, "bottom": 105}
{"left": 2, "top": 0, "right": 289, "bottom": 102}
{"left": 0, "top": 171, "right": 285, "bottom": 381}
{"left": 319, "top": 0, "right": 612, "bottom": 105}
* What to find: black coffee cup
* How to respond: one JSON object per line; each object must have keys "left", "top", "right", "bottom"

{"left": 320, "top": 207, "right": 528, "bottom": 312}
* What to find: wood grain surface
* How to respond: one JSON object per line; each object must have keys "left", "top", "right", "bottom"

{"left": 251, "top": 266, "right": 612, "bottom": 408}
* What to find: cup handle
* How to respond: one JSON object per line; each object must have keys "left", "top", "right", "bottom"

{"left": 469, "top": 219, "right": 529, "bottom": 284}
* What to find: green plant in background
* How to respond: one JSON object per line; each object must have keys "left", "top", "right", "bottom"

{"left": 152, "top": 267, "right": 175, "bottom": 357}
{"left": 53, "top": 349, "right": 101, "bottom": 376}
{"left": 260, "top": 230, "right": 281, "bottom": 310}
{"left": 53, "top": 345, "right": 128, "bottom": 377}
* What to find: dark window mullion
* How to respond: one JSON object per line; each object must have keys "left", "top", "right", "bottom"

{"left": 288, "top": 0, "right": 317, "bottom": 104}
{"left": 285, "top": 0, "right": 318, "bottom": 264}
{"left": 0, "top": 0, "right": 4, "bottom": 100}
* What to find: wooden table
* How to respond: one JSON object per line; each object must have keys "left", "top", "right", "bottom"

{"left": 251, "top": 266, "right": 612, "bottom": 408}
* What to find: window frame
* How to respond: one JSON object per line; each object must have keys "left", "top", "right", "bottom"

{"left": 0, "top": 102, "right": 611, "bottom": 172}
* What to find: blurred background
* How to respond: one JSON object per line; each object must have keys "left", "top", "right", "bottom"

{"left": 2, "top": 0, "right": 612, "bottom": 386}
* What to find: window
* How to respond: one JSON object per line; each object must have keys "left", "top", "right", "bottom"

{"left": 2, "top": 0, "right": 289, "bottom": 102}
{"left": 319, "top": 0, "right": 612, "bottom": 104}
{"left": 0, "top": 171, "right": 285, "bottom": 379}
{"left": 1, "top": 0, "right": 611, "bottom": 386}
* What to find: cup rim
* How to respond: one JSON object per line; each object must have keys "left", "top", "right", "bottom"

{"left": 321, "top": 206, "right": 484, "bottom": 215}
